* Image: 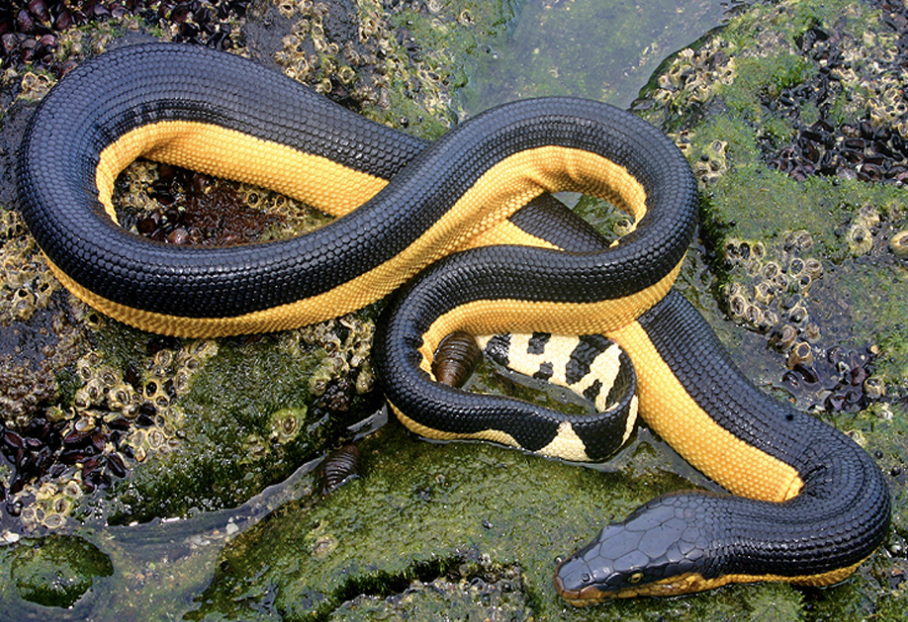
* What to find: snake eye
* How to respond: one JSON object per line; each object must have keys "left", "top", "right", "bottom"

{"left": 628, "top": 571, "right": 644, "bottom": 584}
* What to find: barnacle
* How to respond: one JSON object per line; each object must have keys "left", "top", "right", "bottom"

{"left": 269, "top": 407, "right": 308, "bottom": 444}
{"left": 753, "top": 280, "right": 775, "bottom": 305}
{"left": 890, "top": 230, "right": 908, "bottom": 257}
{"left": 761, "top": 261, "right": 781, "bottom": 280}
{"left": 788, "top": 303, "right": 809, "bottom": 326}
{"left": 769, "top": 324, "right": 798, "bottom": 351}
{"left": 786, "top": 341, "right": 814, "bottom": 368}
{"left": 803, "top": 321, "right": 821, "bottom": 342}
{"left": 863, "top": 376, "right": 886, "bottom": 400}
{"left": 651, "top": 39, "right": 736, "bottom": 109}
{"left": 804, "top": 258, "right": 823, "bottom": 278}
{"left": 0, "top": 221, "right": 61, "bottom": 324}
{"left": 727, "top": 291, "right": 748, "bottom": 318}
{"left": 787, "top": 257, "right": 804, "bottom": 277}
{"left": 847, "top": 223, "right": 873, "bottom": 256}
{"left": 355, "top": 364, "right": 375, "bottom": 394}
{"left": 855, "top": 205, "right": 880, "bottom": 229}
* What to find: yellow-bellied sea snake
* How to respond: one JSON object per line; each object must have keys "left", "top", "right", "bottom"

{"left": 16, "top": 43, "right": 889, "bottom": 602}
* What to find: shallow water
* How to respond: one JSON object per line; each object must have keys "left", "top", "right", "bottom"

{"left": 459, "top": 0, "right": 743, "bottom": 113}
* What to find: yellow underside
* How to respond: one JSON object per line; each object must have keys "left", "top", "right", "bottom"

{"left": 415, "top": 261, "right": 683, "bottom": 378}
{"left": 63, "top": 120, "right": 648, "bottom": 336}
{"left": 599, "top": 559, "right": 866, "bottom": 601}
{"left": 605, "top": 319, "right": 803, "bottom": 502}
{"left": 389, "top": 401, "right": 607, "bottom": 462}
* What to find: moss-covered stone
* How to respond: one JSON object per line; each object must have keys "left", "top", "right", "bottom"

{"left": 102, "top": 312, "right": 381, "bottom": 524}
{"left": 0, "top": 0, "right": 905, "bottom": 620}
{"left": 187, "top": 422, "right": 735, "bottom": 621}
{"left": 5, "top": 535, "right": 113, "bottom": 608}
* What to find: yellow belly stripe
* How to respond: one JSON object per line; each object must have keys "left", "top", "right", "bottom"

{"left": 605, "top": 319, "right": 803, "bottom": 503}
{"left": 606, "top": 558, "right": 865, "bottom": 599}
{"left": 75, "top": 130, "right": 654, "bottom": 337}
{"left": 389, "top": 401, "right": 598, "bottom": 462}
{"left": 95, "top": 121, "right": 389, "bottom": 222}
{"left": 416, "top": 261, "right": 683, "bottom": 378}
{"left": 388, "top": 401, "right": 522, "bottom": 451}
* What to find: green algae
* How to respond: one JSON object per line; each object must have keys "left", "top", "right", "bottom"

{"left": 184, "top": 422, "right": 683, "bottom": 621}
{"left": 185, "top": 420, "right": 901, "bottom": 622}
{"left": 1, "top": 534, "right": 113, "bottom": 608}
{"left": 102, "top": 321, "right": 378, "bottom": 525}
{"left": 639, "top": 0, "right": 908, "bottom": 400}
{"left": 721, "top": 53, "right": 814, "bottom": 119}
{"left": 708, "top": 167, "right": 906, "bottom": 259}
{"left": 375, "top": 0, "right": 519, "bottom": 136}
{"left": 328, "top": 564, "right": 532, "bottom": 621}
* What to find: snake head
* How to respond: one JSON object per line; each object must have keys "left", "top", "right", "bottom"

{"left": 554, "top": 496, "right": 709, "bottom": 604}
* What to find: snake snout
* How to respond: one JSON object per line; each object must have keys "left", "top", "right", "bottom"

{"left": 554, "top": 551, "right": 610, "bottom": 604}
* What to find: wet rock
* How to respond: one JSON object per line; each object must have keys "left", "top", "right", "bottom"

{"left": 6, "top": 534, "right": 112, "bottom": 608}
{"left": 0, "top": 0, "right": 903, "bottom": 619}
{"left": 332, "top": 562, "right": 530, "bottom": 621}
{"left": 0, "top": 1, "right": 251, "bottom": 78}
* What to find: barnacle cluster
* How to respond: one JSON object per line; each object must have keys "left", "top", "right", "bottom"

{"left": 17, "top": 476, "right": 84, "bottom": 531}
{"left": 0, "top": 357, "right": 59, "bottom": 430}
{"left": 723, "top": 229, "right": 823, "bottom": 354}
{"left": 842, "top": 203, "right": 908, "bottom": 261}
{"left": 263, "top": 0, "right": 460, "bottom": 131}
{"left": 274, "top": 1, "right": 363, "bottom": 95}
{"left": 1, "top": 1, "right": 250, "bottom": 89}
{"left": 16, "top": 70, "right": 55, "bottom": 101}
{"left": 121, "top": 339, "right": 218, "bottom": 462}
{"left": 690, "top": 138, "right": 729, "bottom": 186}
{"left": 0, "top": 210, "right": 60, "bottom": 325}
{"left": 757, "top": 6, "right": 908, "bottom": 184}
{"left": 3, "top": 339, "right": 217, "bottom": 531}
{"left": 0, "top": 210, "right": 87, "bottom": 428}
{"left": 824, "top": 22, "right": 908, "bottom": 138}
{"left": 722, "top": 228, "right": 888, "bottom": 411}
{"left": 297, "top": 313, "right": 375, "bottom": 410}
{"left": 271, "top": 0, "right": 387, "bottom": 106}
{"left": 235, "top": 183, "right": 334, "bottom": 239}
{"left": 649, "top": 40, "right": 736, "bottom": 113}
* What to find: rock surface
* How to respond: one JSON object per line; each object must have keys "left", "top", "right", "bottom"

{"left": 0, "top": 0, "right": 904, "bottom": 620}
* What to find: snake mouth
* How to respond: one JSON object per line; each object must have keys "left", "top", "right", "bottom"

{"left": 553, "top": 570, "right": 609, "bottom": 606}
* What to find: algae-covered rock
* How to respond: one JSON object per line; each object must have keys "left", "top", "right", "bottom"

{"left": 0, "top": 0, "right": 905, "bottom": 620}
{"left": 635, "top": 0, "right": 908, "bottom": 403}
{"left": 187, "top": 422, "right": 853, "bottom": 622}
{"left": 101, "top": 315, "right": 381, "bottom": 524}
{"left": 6, "top": 534, "right": 112, "bottom": 608}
